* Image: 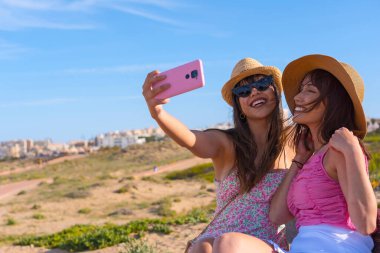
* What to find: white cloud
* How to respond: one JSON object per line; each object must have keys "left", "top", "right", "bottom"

{"left": 0, "top": 39, "right": 28, "bottom": 59}
{"left": 0, "top": 0, "right": 187, "bottom": 30}
{"left": 107, "top": 4, "right": 183, "bottom": 27}
{"left": 0, "top": 0, "right": 59, "bottom": 10}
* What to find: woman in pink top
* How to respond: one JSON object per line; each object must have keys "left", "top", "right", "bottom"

{"left": 215, "top": 54, "right": 377, "bottom": 253}
{"left": 142, "top": 58, "right": 291, "bottom": 253}
{"left": 269, "top": 54, "right": 377, "bottom": 252}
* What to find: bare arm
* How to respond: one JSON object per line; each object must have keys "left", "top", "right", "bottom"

{"left": 329, "top": 128, "right": 377, "bottom": 235}
{"left": 142, "top": 70, "right": 230, "bottom": 160}
{"left": 270, "top": 132, "right": 313, "bottom": 225}
{"left": 269, "top": 161, "right": 299, "bottom": 225}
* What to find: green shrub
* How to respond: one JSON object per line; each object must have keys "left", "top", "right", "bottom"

{"left": 17, "top": 190, "right": 27, "bottom": 195}
{"left": 155, "top": 198, "right": 175, "bottom": 217}
{"left": 31, "top": 204, "right": 41, "bottom": 210}
{"left": 78, "top": 208, "right": 92, "bottom": 214}
{"left": 136, "top": 202, "right": 150, "bottom": 209}
{"left": 369, "top": 152, "right": 380, "bottom": 188}
{"left": 65, "top": 190, "right": 91, "bottom": 199}
{"left": 151, "top": 223, "right": 171, "bottom": 234}
{"left": 114, "top": 184, "right": 137, "bottom": 194}
{"left": 6, "top": 218, "right": 16, "bottom": 226}
{"left": 32, "top": 213, "right": 45, "bottom": 220}
{"left": 365, "top": 133, "right": 380, "bottom": 143}
{"left": 15, "top": 206, "right": 212, "bottom": 251}
{"left": 165, "top": 163, "right": 214, "bottom": 183}
{"left": 172, "top": 198, "right": 181, "bottom": 203}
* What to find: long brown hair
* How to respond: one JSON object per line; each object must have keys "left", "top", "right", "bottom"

{"left": 290, "top": 69, "right": 370, "bottom": 158}
{"left": 224, "top": 75, "right": 286, "bottom": 193}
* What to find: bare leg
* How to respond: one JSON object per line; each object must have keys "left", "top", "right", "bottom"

{"left": 189, "top": 238, "right": 214, "bottom": 253}
{"left": 213, "top": 232, "right": 275, "bottom": 253}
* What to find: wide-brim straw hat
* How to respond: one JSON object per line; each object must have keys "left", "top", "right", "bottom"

{"left": 282, "top": 54, "right": 367, "bottom": 139}
{"left": 221, "top": 58, "right": 282, "bottom": 106}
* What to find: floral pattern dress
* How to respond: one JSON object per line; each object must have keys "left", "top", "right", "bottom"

{"left": 196, "top": 169, "right": 288, "bottom": 249}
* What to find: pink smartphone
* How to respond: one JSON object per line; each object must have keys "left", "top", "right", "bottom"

{"left": 153, "top": 59, "right": 205, "bottom": 99}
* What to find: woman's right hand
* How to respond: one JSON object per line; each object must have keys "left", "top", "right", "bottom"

{"left": 142, "top": 70, "right": 171, "bottom": 119}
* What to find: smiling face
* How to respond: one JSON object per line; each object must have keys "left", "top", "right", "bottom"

{"left": 237, "top": 74, "right": 277, "bottom": 121}
{"left": 293, "top": 74, "right": 326, "bottom": 128}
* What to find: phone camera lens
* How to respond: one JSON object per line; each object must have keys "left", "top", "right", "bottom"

{"left": 191, "top": 70, "right": 198, "bottom": 79}
{"left": 185, "top": 74, "right": 190, "bottom": 79}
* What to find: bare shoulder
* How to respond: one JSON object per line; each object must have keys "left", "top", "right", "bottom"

{"left": 324, "top": 148, "right": 345, "bottom": 173}
{"left": 202, "top": 129, "right": 236, "bottom": 179}
{"left": 203, "top": 128, "right": 231, "bottom": 140}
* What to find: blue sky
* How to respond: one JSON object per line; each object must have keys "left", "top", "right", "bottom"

{"left": 0, "top": 0, "right": 379, "bottom": 143}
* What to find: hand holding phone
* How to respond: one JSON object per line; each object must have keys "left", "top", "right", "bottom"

{"left": 153, "top": 59, "right": 205, "bottom": 99}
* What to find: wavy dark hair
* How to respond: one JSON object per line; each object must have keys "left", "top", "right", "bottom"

{"left": 223, "top": 75, "right": 286, "bottom": 193}
{"left": 290, "top": 69, "right": 370, "bottom": 159}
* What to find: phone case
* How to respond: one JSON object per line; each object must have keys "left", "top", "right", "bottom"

{"left": 153, "top": 59, "right": 205, "bottom": 99}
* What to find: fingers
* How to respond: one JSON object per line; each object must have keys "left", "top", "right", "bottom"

{"left": 142, "top": 70, "right": 166, "bottom": 94}
{"left": 142, "top": 70, "right": 169, "bottom": 100}
{"left": 151, "top": 83, "right": 171, "bottom": 98}
{"left": 333, "top": 127, "right": 354, "bottom": 138}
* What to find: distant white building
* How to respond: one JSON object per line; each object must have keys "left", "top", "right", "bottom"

{"left": 367, "top": 118, "right": 380, "bottom": 133}
{"left": 96, "top": 132, "right": 145, "bottom": 149}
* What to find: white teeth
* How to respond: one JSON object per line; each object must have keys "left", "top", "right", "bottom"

{"left": 294, "top": 106, "right": 304, "bottom": 112}
{"left": 251, "top": 99, "right": 266, "bottom": 107}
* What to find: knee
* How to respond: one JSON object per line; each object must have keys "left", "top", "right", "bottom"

{"left": 213, "top": 232, "right": 242, "bottom": 253}
{"left": 189, "top": 238, "right": 213, "bottom": 253}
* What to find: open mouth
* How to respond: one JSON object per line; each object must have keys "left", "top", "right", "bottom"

{"left": 250, "top": 98, "right": 267, "bottom": 108}
{"left": 294, "top": 106, "right": 305, "bottom": 112}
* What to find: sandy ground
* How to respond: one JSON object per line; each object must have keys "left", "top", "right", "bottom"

{"left": 0, "top": 157, "right": 212, "bottom": 253}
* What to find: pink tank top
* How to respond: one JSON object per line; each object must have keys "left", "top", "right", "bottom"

{"left": 287, "top": 148, "right": 367, "bottom": 230}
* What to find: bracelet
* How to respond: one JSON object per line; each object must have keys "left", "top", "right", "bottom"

{"left": 291, "top": 159, "right": 304, "bottom": 169}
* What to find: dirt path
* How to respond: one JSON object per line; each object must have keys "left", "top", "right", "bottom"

{"left": 0, "top": 178, "right": 53, "bottom": 201}
{"left": 0, "top": 155, "right": 87, "bottom": 177}
{"left": 134, "top": 157, "right": 211, "bottom": 178}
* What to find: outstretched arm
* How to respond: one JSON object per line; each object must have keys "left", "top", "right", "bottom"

{"left": 142, "top": 70, "right": 230, "bottom": 160}
{"left": 329, "top": 128, "right": 377, "bottom": 235}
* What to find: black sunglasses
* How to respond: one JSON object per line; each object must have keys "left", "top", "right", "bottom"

{"left": 232, "top": 75, "right": 274, "bottom": 98}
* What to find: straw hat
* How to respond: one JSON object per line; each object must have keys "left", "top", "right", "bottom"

{"left": 221, "top": 58, "right": 282, "bottom": 106}
{"left": 282, "top": 54, "right": 367, "bottom": 139}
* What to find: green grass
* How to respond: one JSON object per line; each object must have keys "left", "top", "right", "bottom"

{"left": 369, "top": 152, "right": 380, "bottom": 188}
{"left": 154, "top": 198, "right": 175, "bottom": 217}
{"left": 14, "top": 206, "right": 213, "bottom": 251}
{"left": 165, "top": 163, "right": 214, "bottom": 183}
{"left": 5, "top": 218, "right": 17, "bottom": 226}
{"left": 366, "top": 135, "right": 380, "bottom": 188}
{"left": 366, "top": 135, "right": 380, "bottom": 143}
{"left": 32, "top": 213, "right": 45, "bottom": 220}
{"left": 0, "top": 140, "right": 193, "bottom": 184}
{"left": 78, "top": 208, "right": 92, "bottom": 214}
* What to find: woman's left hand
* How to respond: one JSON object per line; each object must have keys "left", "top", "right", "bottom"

{"left": 328, "top": 127, "right": 360, "bottom": 155}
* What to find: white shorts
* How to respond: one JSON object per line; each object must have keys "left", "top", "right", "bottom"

{"left": 267, "top": 224, "right": 373, "bottom": 253}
